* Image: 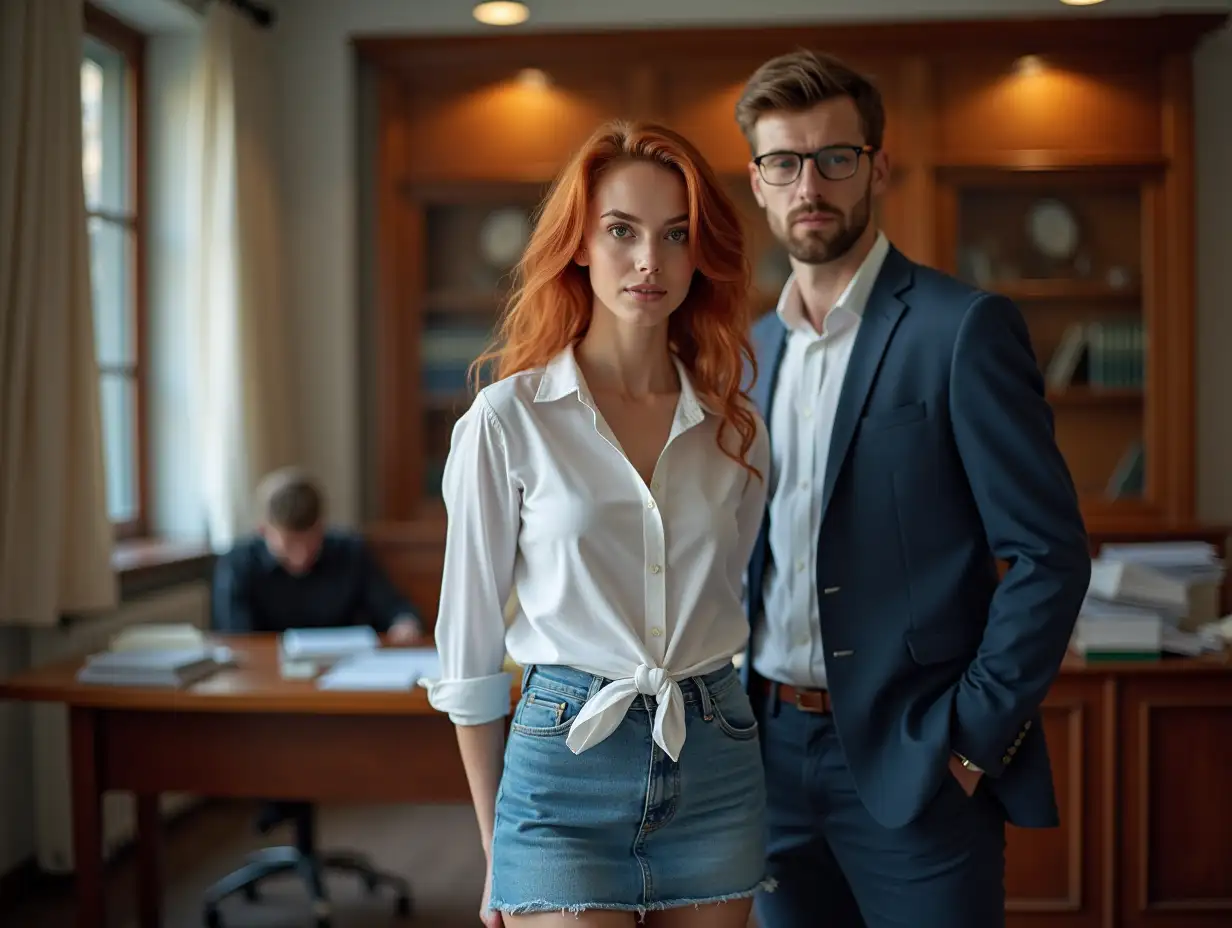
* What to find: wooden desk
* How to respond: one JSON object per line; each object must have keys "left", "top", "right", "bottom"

{"left": 2, "top": 638, "right": 1231, "bottom": 928}
{"left": 0, "top": 635, "right": 482, "bottom": 928}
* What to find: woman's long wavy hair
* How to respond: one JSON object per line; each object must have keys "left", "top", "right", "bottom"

{"left": 470, "top": 119, "right": 761, "bottom": 476}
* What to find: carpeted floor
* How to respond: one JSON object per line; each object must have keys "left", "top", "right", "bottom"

{"left": 5, "top": 800, "right": 760, "bottom": 927}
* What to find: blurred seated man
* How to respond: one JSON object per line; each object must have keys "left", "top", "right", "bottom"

{"left": 213, "top": 465, "right": 425, "bottom": 643}
{"left": 212, "top": 465, "right": 425, "bottom": 834}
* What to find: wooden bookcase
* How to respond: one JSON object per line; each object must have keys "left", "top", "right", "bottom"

{"left": 357, "top": 16, "right": 1231, "bottom": 927}
{"left": 357, "top": 13, "right": 1224, "bottom": 538}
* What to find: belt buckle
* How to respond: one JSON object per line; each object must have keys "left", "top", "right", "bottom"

{"left": 793, "top": 688, "right": 826, "bottom": 714}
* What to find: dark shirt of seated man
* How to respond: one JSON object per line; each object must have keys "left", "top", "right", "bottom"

{"left": 211, "top": 467, "right": 424, "bottom": 643}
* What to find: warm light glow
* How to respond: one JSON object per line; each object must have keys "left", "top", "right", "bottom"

{"left": 1015, "top": 54, "right": 1045, "bottom": 76}
{"left": 473, "top": 1, "right": 529, "bottom": 26}
{"left": 1059, "top": 0, "right": 1106, "bottom": 5}
{"left": 517, "top": 68, "right": 550, "bottom": 89}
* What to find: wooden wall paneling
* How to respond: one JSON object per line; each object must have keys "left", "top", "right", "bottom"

{"left": 933, "top": 54, "right": 1165, "bottom": 166}
{"left": 1139, "top": 175, "right": 1166, "bottom": 519}
{"left": 657, "top": 56, "right": 760, "bottom": 175}
{"left": 1005, "top": 679, "right": 1106, "bottom": 928}
{"left": 1120, "top": 679, "right": 1232, "bottom": 926}
{"left": 658, "top": 52, "right": 898, "bottom": 177}
{"left": 400, "top": 54, "right": 639, "bottom": 184}
{"left": 1158, "top": 53, "right": 1197, "bottom": 524}
{"left": 1100, "top": 677, "right": 1119, "bottom": 928}
{"left": 894, "top": 56, "right": 937, "bottom": 265}
{"left": 373, "top": 73, "right": 420, "bottom": 520}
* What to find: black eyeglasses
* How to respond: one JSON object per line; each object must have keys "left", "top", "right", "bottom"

{"left": 753, "top": 145, "right": 877, "bottom": 186}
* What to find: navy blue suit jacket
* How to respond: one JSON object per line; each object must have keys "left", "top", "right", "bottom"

{"left": 744, "top": 244, "right": 1091, "bottom": 830}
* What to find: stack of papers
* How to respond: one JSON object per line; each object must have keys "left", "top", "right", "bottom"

{"left": 280, "top": 627, "right": 379, "bottom": 663}
{"left": 1074, "top": 541, "right": 1228, "bottom": 660}
{"left": 316, "top": 648, "right": 441, "bottom": 692}
{"left": 77, "top": 647, "right": 221, "bottom": 688}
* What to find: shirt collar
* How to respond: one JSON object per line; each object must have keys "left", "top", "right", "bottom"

{"left": 776, "top": 230, "right": 891, "bottom": 334}
{"left": 534, "top": 342, "right": 712, "bottom": 422}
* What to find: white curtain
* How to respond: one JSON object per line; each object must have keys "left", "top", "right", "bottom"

{"left": 0, "top": 0, "right": 117, "bottom": 626}
{"left": 186, "top": 3, "right": 296, "bottom": 549}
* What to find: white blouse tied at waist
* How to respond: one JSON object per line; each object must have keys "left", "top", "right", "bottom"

{"left": 421, "top": 345, "right": 769, "bottom": 762}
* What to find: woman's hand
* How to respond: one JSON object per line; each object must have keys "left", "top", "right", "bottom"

{"left": 481, "top": 859, "right": 503, "bottom": 928}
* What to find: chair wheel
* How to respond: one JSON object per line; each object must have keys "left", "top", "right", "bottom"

{"left": 395, "top": 894, "right": 413, "bottom": 918}
{"left": 242, "top": 883, "right": 260, "bottom": 902}
{"left": 203, "top": 905, "right": 223, "bottom": 928}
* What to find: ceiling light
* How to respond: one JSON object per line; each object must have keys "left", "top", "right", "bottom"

{"left": 473, "top": 1, "right": 530, "bottom": 26}
{"left": 1059, "top": 0, "right": 1106, "bottom": 6}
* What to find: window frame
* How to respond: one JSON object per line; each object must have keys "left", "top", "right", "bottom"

{"left": 83, "top": 3, "right": 148, "bottom": 541}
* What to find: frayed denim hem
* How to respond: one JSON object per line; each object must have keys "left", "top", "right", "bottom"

{"left": 490, "top": 876, "right": 777, "bottom": 921}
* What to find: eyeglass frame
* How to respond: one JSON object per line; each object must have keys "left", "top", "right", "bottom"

{"left": 752, "top": 144, "right": 879, "bottom": 186}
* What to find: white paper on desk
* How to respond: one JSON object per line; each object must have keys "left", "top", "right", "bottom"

{"left": 280, "top": 626, "right": 379, "bottom": 660}
{"left": 316, "top": 648, "right": 440, "bottom": 691}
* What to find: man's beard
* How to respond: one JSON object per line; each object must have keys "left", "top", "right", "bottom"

{"left": 772, "top": 182, "right": 872, "bottom": 265}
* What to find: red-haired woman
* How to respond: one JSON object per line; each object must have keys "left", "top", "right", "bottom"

{"left": 423, "top": 120, "right": 770, "bottom": 928}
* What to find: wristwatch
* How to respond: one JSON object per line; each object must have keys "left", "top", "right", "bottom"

{"left": 954, "top": 752, "right": 983, "bottom": 773}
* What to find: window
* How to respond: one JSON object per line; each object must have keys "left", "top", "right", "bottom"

{"left": 81, "top": 6, "right": 146, "bottom": 538}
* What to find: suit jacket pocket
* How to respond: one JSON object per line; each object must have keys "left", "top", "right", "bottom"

{"left": 905, "top": 624, "right": 981, "bottom": 666}
{"left": 860, "top": 401, "right": 926, "bottom": 434}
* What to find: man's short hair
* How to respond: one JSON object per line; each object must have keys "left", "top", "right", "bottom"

{"left": 256, "top": 467, "right": 324, "bottom": 532}
{"left": 734, "top": 50, "right": 885, "bottom": 153}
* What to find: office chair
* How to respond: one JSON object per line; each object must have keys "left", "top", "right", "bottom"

{"left": 202, "top": 801, "right": 413, "bottom": 928}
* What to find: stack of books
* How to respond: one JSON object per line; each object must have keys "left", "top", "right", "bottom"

{"left": 1073, "top": 542, "right": 1227, "bottom": 661}
{"left": 76, "top": 647, "right": 222, "bottom": 688}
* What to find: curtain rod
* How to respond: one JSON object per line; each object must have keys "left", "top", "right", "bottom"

{"left": 216, "top": 0, "right": 276, "bottom": 29}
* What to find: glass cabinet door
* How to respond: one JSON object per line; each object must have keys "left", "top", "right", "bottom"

{"left": 416, "top": 184, "right": 547, "bottom": 499}
{"left": 944, "top": 171, "right": 1149, "bottom": 508}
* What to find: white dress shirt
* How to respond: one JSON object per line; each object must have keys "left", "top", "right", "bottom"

{"left": 752, "top": 231, "right": 890, "bottom": 689}
{"left": 422, "top": 344, "right": 770, "bottom": 762}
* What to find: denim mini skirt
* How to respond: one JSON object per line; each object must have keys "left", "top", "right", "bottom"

{"left": 488, "top": 661, "right": 769, "bottom": 917}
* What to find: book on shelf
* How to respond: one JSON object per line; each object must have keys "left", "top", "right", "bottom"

{"left": 1044, "top": 319, "right": 1145, "bottom": 390}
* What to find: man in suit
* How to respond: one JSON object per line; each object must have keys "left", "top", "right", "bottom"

{"left": 735, "top": 51, "right": 1092, "bottom": 928}
{"left": 213, "top": 466, "right": 425, "bottom": 835}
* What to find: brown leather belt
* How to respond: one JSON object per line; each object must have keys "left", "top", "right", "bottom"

{"left": 759, "top": 678, "right": 833, "bottom": 714}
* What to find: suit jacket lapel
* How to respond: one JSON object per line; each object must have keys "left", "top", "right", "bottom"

{"left": 750, "top": 317, "right": 788, "bottom": 421}
{"left": 819, "top": 248, "right": 914, "bottom": 524}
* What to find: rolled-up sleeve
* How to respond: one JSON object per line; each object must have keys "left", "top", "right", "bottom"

{"left": 422, "top": 392, "right": 520, "bottom": 725}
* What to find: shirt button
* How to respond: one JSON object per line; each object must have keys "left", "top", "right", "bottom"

{"left": 801, "top": 406, "right": 813, "bottom": 418}
{"left": 647, "top": 499, "right": 656, "bottom": 509}
{"left": 798, "top": 479, "right": 809, "bottom": 491}
{"left": 650, "top": 564, "right": 662, "bottom": 574}
{"left": 650, "top": 627, "right": 663, "bottom": 637}
{"left": 795, "top": 558, "right": 806, "bottom": 572}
